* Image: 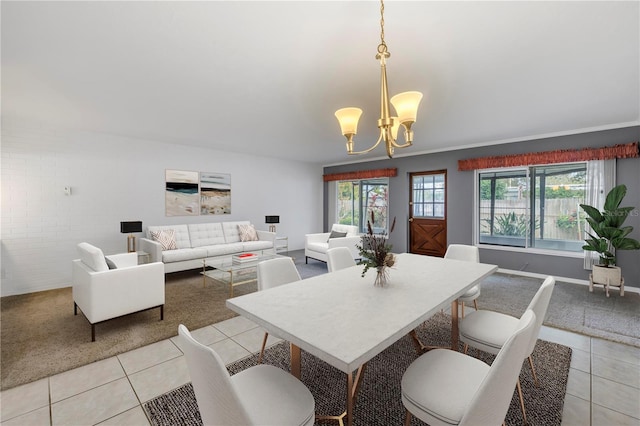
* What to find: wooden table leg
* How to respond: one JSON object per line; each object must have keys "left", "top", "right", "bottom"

{"left": 290, "top": 343, "right": 301, "bottom": 378}
{"left": 451, "top": 299, "right": 459, "bottom": 351}
{"left": 346, "top": 371, "right": 354, "bottom": 426}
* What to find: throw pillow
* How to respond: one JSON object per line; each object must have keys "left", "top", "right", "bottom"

{"left": 327, "top": 230, "right": 347, "bottom": 242}
{"left": 238, "top": 224, "right": 258, "bottom": 242}
{"left": 150, "top": 229, "right": 178, "bottom": 250}
{"left": 105, "top": 257, "right": 118, "bottom": 270}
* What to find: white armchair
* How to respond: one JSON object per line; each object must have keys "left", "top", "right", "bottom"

{"left": 72, "top": 242, "right": 165, "bottom": 341}
{"left": 305, "top": 224, "right": 360, "bottom": 264}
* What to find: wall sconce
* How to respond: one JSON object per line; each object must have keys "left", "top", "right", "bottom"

{"left": 120, "top": 221, "right": 143, "bottom": 253}
{"left": 265, "top": 216, "right": 280, "bottom": 233}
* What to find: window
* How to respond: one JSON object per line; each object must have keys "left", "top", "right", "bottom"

{"left": 478, "top": 162, "right": 587, "bottom": 252}
{"left": 412, "top": 172, "right": 445, "bottom": 218}
{"left": 336, "top": 178, "right": 389, "bottom": 233}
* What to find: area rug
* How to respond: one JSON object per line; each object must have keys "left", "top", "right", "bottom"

{"left": 478, "top": 272, "right": 640, "bottom": 348}
{"left": 144, "top": 312, "right": 572, "bottom": 426}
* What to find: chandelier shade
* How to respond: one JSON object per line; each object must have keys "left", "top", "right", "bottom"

{"left": 390, "top": 91, "right": 423, "bottom": 125}
{"left": 335, "top": 107, "right": 363, "bottom": 137}
{"left": 334, "top": 0, "right": 423, "bottom": 159}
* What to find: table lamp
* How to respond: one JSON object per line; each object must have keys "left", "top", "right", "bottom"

{"left": 265, "top": 215, "right": 279, "bottom": 233}
{"left": 120, "top": 221, "right": 143, "bottom": 253}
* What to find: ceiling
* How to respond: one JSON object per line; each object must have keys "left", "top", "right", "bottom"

{"left": 2, "top": 1, "right": 639, "bottom": 166}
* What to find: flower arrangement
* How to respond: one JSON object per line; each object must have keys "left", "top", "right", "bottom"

{"left": 356, "top": 212, "right": 396, "bottom": 284}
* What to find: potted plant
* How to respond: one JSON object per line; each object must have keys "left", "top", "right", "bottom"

{"left": 579, "top": 184, "right": 640, "bottom": 294}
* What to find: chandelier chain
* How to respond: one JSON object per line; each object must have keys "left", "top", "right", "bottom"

{"left": 378, "top": 0, "right": 387, "bottom": 55}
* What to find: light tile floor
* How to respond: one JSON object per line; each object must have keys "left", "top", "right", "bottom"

{"left": 1, "top": 317, "right": 638, "bottom": 425}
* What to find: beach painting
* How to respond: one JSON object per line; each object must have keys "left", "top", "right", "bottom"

{"left": 200, "top": 172, "right": 231, "bottom": 215}
{"left": 165, "top": 170, "right": 199, "bottom": 216}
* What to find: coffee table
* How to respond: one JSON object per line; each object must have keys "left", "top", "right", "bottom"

{"left": 202, "top": 252, "right": 287, "bottom": 297}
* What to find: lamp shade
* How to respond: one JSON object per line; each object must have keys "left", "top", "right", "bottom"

{"left": 335, "top": 107, "right": 363, "bottom": 136}
{"left": 120, "top": 221, "right": 142, "bottom": 233}
{"left": 390, "top": 91, "right": 423, "bottom": 125}
{"left": 265, "top": 216, "right": 280, "bottom": 224}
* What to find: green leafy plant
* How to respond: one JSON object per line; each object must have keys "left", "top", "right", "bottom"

{"left": 579, "top": 184, "right": 640, "bottom": 267}
{"left": 556, "top": 210, "right": 584, "bottom": 230}
{"left": 484, "top": 212, "right": 539, "bottom": 237}
{"left": 356, "top": 212, "right": 396, "bottom": 277}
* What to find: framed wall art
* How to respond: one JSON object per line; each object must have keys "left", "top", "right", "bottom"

{"left": 200, "top": 172, "right": 231, "bottom": 215}
{"left": 165, "top": 170, "right": 199, "bottom": 216}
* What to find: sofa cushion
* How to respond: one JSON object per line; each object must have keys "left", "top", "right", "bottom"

{"left": 148, "top": 225, "right": 191, "bottom": 249}
{"left": 238, "top": 224, "right": 258, "bottom": 242}
{"left": 77, "top": 243, "right": 109, "bottom": 272}
{"left": 222, "top": 221, "right": 251, "bottom": 243}
{"left": 203, "top": 242, "right": 244, "bottom": 257}
{"left": 162, "top": 247, "right": 208, "bottom": 263}
{"left": 150, "top": 229, "right": 178, "bottom": 250}
{"left": 188, "top": 223, "right": 226, "bottom": 247}
{"left": 242, "top": 240, "right": 273, "bottom": 252}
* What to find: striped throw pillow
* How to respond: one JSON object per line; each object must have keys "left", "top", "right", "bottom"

{"left": 150, "top": 229, "right": 178, "bottom": 250}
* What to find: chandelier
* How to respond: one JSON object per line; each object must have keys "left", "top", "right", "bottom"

{"left": 335, "top": 0, "right": 423, "bottom": 159}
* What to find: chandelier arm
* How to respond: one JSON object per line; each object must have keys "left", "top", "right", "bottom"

{"left": 348, "top": 130, "right": 385, "bottom": 155}
{"left": 390, "top": 139, "right": 412, "bottom": 149}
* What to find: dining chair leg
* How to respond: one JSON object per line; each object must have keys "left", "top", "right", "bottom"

{"left": 473, "top": 299, "right": 478, "bottom": 311}
{"left": 258, "top": 332, "right": 269, "bottom": 363}
{"left": 463, "top": 343, "right": 468, "bottom": 354}
{"left": 461, "top": 302, "right": 465, "bottom": 318}
{"left": 528, "top": 355, "right": 539, "bottom": 386}
{"left": 404, "top": 409, "right": 412, "bottom": 426}
{"left": 516, "top": 377, "right": 527, "bottom": 424}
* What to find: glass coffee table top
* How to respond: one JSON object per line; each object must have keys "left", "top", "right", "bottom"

{"left": 202, "top": 252, "right": 289, "bottom": 297}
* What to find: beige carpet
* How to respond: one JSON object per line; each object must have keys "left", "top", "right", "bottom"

{"left": 1, "top": 271, "right": 255, "bottom": 391}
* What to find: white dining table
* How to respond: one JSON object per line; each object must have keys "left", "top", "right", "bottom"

{"left": 226, "top": 253, "right": 498, "bottom": 426}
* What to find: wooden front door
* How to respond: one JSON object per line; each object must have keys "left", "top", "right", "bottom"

{"left": 409, "top": 170, "right": 447, "bottom": 257}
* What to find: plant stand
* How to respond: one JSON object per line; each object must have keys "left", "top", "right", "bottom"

{"left": 589, "top": 265, "right": 624, "bottom": 297}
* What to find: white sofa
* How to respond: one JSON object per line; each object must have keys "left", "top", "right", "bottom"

{"left": 140, "top": 221, "right": 276, "bottom": 273}
{"left": 305, "top": 224, "right": 361, "bottom": 264}
{"left": 72, "top": 242, "right": 165, "bottom": 341}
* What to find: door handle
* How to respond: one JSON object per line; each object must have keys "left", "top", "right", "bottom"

{"left": 409, "top": 218, "right": 414, "bottom": 222}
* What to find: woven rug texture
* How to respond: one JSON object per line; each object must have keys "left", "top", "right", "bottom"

{"left": 144, "top": 312, "right": 572, "bottom": 426}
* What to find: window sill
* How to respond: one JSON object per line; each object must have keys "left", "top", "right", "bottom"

{"left": 477, "top": 244, "right": 584, "bottom": 259}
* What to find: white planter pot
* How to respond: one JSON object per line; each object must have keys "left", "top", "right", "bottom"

{"left": 589, "top": 265, "right": 624, "bottom": 297}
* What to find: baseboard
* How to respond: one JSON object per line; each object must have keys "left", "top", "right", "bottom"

{"left": 496, "top": 268, "right": 640, "bottom": 295}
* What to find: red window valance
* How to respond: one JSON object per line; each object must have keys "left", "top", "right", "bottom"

{"left": 323, "top": 168, "right": 398, "bottom": 182}
{"left": 458, "top": 142, "right": 639, "bottom": 171}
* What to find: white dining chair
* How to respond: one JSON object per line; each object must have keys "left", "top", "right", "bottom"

{"left": 402, "top": 309, "right": 537, "bottom": 426}
{"left": 459, "top": 275, "right": 556, "bottom": 423}
{"left": 178, "top": 324, "right": 315, "bottom": 426}
{"left": 444, "top": 244, "right": 481, "bottom": 317}
{"left": 256, "top": 257, "right": 301, "bottom": 363}
{"left": 326, "top": 246, "right": 357, "bottom": 272}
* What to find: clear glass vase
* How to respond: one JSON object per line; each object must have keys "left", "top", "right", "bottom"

{"left": 374, "top": 266, "right": 389, "bottom": 287}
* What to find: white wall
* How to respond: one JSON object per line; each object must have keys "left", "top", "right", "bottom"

{"left": 1, "top": 121, "right": 323, "bottom": 296}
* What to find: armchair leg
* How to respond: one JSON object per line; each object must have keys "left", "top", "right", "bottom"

{"left": 305, "top": 256, "right": 308, "bottom": 264}
{"left": 91, "top": 324, "right": 96, "bottom": 342}
{"left": 160, "top": 305, "right": 164, "bottom": 321}
{"left": 74, "top": 302, "right": 78, "bottom": 315}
